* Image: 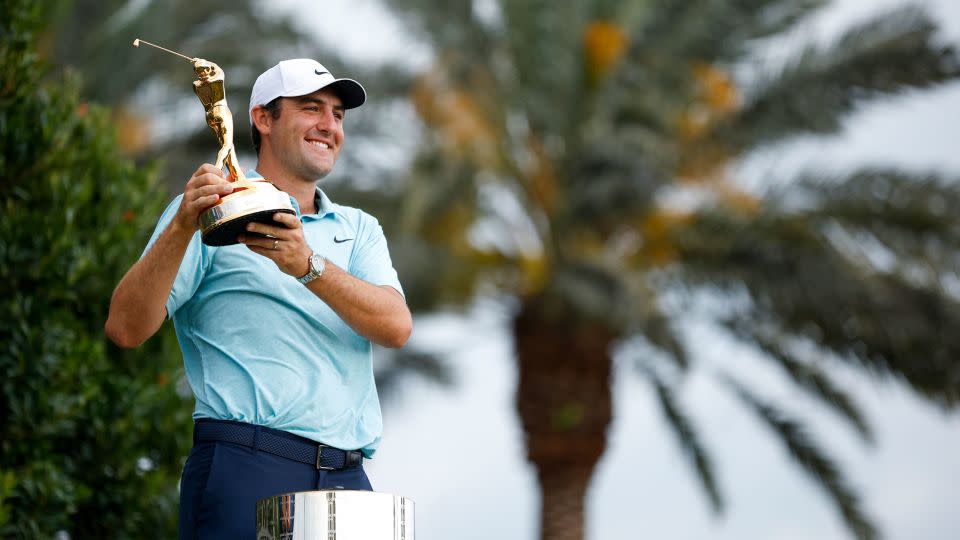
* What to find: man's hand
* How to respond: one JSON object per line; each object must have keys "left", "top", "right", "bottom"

{"left": 239, "top": 212, "right": 312, "bottom": 278}
{"left": 173, "top": 164, "right": 235, "bottom": 232}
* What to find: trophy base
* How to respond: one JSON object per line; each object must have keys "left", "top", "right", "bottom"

{"left": 256, "top": 490, "right": 414, "bottom": 539}
{"left": 200, "top": 180, "right": 296, "bottom": 246}
{"left": 201, "top": 209, "right": 296, "bottom": 246}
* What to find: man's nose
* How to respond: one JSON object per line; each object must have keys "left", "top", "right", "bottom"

{"left": 315, "top": 109, "right": 339, "bottom": 131}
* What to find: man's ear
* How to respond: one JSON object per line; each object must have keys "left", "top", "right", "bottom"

{"left": 250, "top": 105, "right": 273, "bottom": 136}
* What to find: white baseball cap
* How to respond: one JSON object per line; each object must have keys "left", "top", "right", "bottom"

{"left": 248, "top": 58, "right": 366, "bottom": 122}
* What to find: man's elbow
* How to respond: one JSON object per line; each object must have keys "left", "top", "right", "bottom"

{"left": 104, "top": 317, "right": 147, "bottom": 349}
{"left": 380, "top": 315, "right": 412, "bottom": 349}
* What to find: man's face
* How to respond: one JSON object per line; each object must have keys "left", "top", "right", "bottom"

{"left": 264, "top": 87, "right": 345, "bottom": 182}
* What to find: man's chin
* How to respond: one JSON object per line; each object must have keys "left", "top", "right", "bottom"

{"left": 312, "top": 166, "right": 334, "bottom": 180}
{"left": 294, "top": 163, "right": 334, "bottom": 182}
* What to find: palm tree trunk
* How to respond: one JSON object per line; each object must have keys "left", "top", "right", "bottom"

{"left": 514, "top": 294, "right": 615, "bottom": 540}
{"left": 536, "top": 464, "right": 595, "bottom": 540}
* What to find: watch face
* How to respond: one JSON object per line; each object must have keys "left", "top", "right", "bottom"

{"left": 298, "top": 254, "right": 324, "bottom": 284}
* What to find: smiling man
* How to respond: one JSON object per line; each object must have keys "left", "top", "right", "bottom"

{"left": 105, "top": 59, "right": 411, "bottom": 540}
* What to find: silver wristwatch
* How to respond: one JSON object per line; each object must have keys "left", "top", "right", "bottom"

{"left": 297, "top": 252, "right": 326, "bottom": 285}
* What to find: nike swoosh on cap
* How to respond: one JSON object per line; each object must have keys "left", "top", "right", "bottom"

{"left": 315, "top": 69, "right": 329, "bottom": 76}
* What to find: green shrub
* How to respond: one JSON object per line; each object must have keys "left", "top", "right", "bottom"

{"left": 1, "top": 2, "right": 192, "bottom": 537}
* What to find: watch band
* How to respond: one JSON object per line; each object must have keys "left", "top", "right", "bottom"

{"left": 297, "top": 252, "right": 325, "bottom": 285}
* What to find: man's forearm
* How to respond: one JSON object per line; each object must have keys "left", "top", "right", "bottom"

{"left": 304, "top": 261, "right": 412, "bottom": 349}
{"left": 105, "top": 221, "right": 194, "bottom": 348}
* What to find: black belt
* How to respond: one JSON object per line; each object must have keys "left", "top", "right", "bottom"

{"left": 194, "top": 419, "right": 363, "bottom": 471}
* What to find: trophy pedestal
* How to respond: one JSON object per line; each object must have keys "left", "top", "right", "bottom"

{"left": 256, "top": 490, "right": 414, "bottom": 540}
{"left": 199, "top": 180, "right": 296, "bottom": 246}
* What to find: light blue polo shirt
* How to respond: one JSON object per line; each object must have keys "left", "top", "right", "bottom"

{"left": 142, "top": 171, "right": 403, "bottom": 456}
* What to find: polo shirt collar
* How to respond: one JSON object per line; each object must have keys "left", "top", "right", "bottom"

{"left": 313, "top": 189, "right": 340, "bottom": 219}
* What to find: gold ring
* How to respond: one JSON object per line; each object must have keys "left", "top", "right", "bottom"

{"left": 272, "top": 239, "right": 279, "bottom": 250}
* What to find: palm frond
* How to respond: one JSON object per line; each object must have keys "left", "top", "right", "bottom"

{"left": 500, "top": 0, "right": 589, "bottom": 103}
{"left": 797, "top": 170, "right": 960, "bottom": 302}
{"left": 385, "top": 0, "right": 488, "bottom": 55}
{"left": 650, "top": 375, "right": 723, "bottom": 512}
{"left": 720, "top": 375, "right": 878, "bottom": 540}
{"left": 547, "top": 262, "right": 629, "bottom": 327}
{"left": 727, "top": 322, "right": 873, "bottom": 442}
{"left": 374, "top": 348, "right": 453, "bottom": 403}
{"left": 561, "top": 146, "right": 660, "bottom": 233}
{"left": 799, "top": 170, "right": 960, "bottom": 244}
{"left": 636, "top": 0, "right": 825, "bottom": 61}
{"left": 716, "top": 7, "right": 960, "bottom": 151}
{"left": 671, "top": 188, "right": 960, "bottom": 406}
{"left": 640, "top": 309, "right": 690, "bottom": 370}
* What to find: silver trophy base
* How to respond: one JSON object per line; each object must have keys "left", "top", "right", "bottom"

{"left": 199, "top": 180, "right": 296, "bottom": 246}
{"left": 256, "top": 490, "right": 414, "bottom": 540}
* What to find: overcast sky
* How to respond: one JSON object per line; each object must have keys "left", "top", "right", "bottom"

{"left": 272, "top": 1, "right": 960, "bottom": 539}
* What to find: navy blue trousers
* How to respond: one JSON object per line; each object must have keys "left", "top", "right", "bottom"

{"left": 178, "top": 435, "right": 372, "bottom": 539}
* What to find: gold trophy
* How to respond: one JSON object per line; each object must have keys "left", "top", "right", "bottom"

{"left": 133, "top": 39, "right": 295, "bottom": 246}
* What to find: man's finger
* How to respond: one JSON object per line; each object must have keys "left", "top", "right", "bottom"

{"left": 193, "top": 183, "right": 233, "bottom": 198}
{"left": 191, "top": 194, "right": 220, "bottom": 209}
{"left": 245, "top": 221, "right": 289, "bottom": 238}
{"left": 197, "top": 163, "right": 226, "bottom": 177}
{"left": 189, "top": 172, "right": 232, "bottom": 189}
{"left": 239, "top": 233, "right": 279, "bottom": 248}
{"left": 245, "top": 243, "right": 277, "bottom": 257}
{"left": 272, "top": 212, "right": 301, "bottom": 228}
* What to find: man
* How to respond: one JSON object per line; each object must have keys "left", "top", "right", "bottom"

{"left": 105, "top": 58, "right": 412, "bottom": 540}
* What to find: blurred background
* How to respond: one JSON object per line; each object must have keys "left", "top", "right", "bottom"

{"left": 2, "top": 0, "right": 960, "bottom": 539}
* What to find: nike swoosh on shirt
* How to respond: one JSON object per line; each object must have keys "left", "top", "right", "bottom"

{"left": 334, "top": 236, "right": 353, "bottom": 243}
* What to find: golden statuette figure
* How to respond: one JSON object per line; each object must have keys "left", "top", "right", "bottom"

{"left": 132, "top": 39, "right": 294, "bottom": 246}
{"left": 192, "top": 59, "right": 245, "bottom": 182}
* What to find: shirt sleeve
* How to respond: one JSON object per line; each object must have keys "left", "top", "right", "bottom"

{"left": 141, "top": 195, "right": 211, "bottom": 318}
{"left": 348, "top": 211, "right": 404, "bottom": 298}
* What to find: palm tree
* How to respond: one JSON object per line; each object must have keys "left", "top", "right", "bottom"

{"left": 335, "top": 1, "right": 960, "bottom": 539}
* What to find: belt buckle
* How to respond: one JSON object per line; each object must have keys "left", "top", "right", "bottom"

{"left": 316, "top": 445, "right": 335, "bottom": 471}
